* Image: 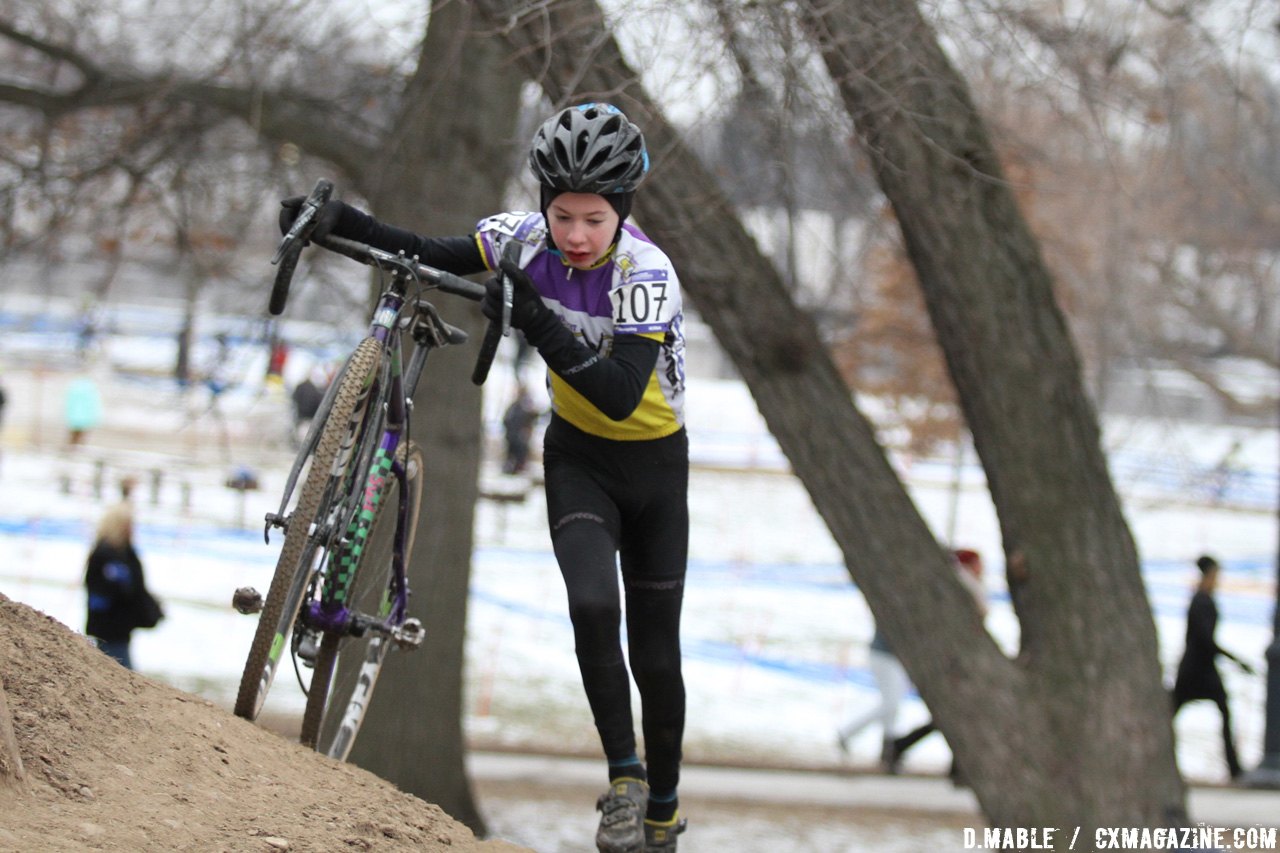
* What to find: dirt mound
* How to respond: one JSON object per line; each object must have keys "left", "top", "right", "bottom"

{"left": 0, "top": 594, "right": 525, "bottom": 852}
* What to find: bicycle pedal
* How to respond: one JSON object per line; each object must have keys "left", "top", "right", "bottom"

{"left": 231, "top": 587, "right": 263, "bottom": 615}
{"left": 393, "top": 618, "right": 425, "bottom": 650}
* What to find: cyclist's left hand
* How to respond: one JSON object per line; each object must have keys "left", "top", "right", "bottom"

{"left": 482, "top": 259, "right": 548, "bottom": 331}
{"left": 278, "top": 197, "right": 349, "bottom": 240}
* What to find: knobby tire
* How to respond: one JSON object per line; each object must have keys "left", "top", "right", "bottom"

{"left": 233, "top": 337, "right": 385, "bottom": 722}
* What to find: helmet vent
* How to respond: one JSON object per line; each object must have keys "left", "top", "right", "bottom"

{"left": 529, "top": 103, "right": 649, "bottom": 195}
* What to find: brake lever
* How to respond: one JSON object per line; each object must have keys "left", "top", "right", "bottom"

{"left": 272, "top": 179, "right": 334, "bottom": 265}
{"left": 501, "top": 273, "right": 513, "bottom": 337}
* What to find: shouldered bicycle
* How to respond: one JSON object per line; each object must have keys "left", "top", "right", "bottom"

{"left": 231, "top": 178, "right": 511, "bottom": 758}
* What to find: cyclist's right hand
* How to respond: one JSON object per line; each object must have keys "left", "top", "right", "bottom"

{"left": 278, "top": 196, "right": 349, "bottom": 240}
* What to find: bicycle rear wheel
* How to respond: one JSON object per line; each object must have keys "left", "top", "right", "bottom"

{"left": 234, "top": 337, "right": 385, "bottom": 722}
{"left": 302, "top": 440, "right": 426, "bottom": 759}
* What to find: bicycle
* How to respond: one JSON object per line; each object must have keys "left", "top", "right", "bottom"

{"left": 231, "top": 178, "right": 511, "bottom": 759}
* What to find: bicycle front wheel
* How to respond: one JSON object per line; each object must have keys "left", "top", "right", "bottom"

{"left": 234, "top": 337, "right": 385, "bottom": 722}
{"left": 302, "top": 440, "right": 426, "bottom": 759}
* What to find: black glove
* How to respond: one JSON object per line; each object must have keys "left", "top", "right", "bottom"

{"left": 482, "top": 258, "right": 550, "bottom": 332}
{"left": 278, "top": 196, "right": 350, "bottom": 241}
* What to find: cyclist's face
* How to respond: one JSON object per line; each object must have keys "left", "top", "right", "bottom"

{"left": 546, "top": 193, "right": 619, "bottom": 269}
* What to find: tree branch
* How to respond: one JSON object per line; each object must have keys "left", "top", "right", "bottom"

{"left": 0, "top": 19, "right": 379, "bottom": 171}
{"left": 0, "top": 17, "right": 103, "bottom": 84}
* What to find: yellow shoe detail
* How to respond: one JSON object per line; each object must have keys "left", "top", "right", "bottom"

{"left": 644, "top": 814, "right": 683, "bottom": 846}
{"left": 611, "top": 777, "right": 648, "bottom": 797}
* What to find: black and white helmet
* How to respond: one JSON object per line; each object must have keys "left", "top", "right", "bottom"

{"left": 529, "top": 103, "right": 649, "bottom": 195}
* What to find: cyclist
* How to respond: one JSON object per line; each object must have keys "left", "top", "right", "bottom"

{"left": 280, "top": 103, "right": 689, "bottom": 852}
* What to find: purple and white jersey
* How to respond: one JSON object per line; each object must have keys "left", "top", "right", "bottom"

{"left": 475, "top": 210, "right": 686, "bottom": 441}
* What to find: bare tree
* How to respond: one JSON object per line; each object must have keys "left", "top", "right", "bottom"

{"left": 339, "top": 1, "right": 523, "bottom": 833}
{"left": 0, "top": 0, "right": 521, "bottom": 832}
{"left": 4, "top": 0, "right": 1272, "bottom": 840}
{"left": 795, "top": 0, "right": 1184, "bottom": 834}
{"left": 474, "top": 0, "right": 1186, "bottom": 838}
{"left": 700, "top": 0, "right": 1279, "bottom": 436}
{"left": 942, "top": 1, "right": 1280, "bottom": 420}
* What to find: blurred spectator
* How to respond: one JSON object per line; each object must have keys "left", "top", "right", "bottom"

{"left": 291, "top": 370, "right": 326, "bottom": 446}
{"left": 64, "top": 373, "right": 103, "bottom": 447}
{"left": 84, "top": 502, "right": 163, "bottom": 670}
{"left": 1171, "top": 554, "right": 1254, "bottom": 780}
{"left": 266, "top": 337, "right": 289, "bottom": 385}
{"left": 204, "top": 333, "right": 234, "bottom": 399}
{"left": 836, "top": 620, "right": 912, "bottom": 773}
{"left": 175, "top": 328, "right": 192, "bottom": 388}
{"left": 501, "top": 384, "right": 539, "bottom": 475}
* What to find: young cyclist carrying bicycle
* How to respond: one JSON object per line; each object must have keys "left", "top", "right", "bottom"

{"left": 280, "top": 103, "right": 689, "bottom": 853}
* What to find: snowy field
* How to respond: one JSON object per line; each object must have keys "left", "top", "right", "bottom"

{"left": 1, "top": 305, "right": 1278, "bottom": 850}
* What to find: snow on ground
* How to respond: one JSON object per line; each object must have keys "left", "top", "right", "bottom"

{"left": 1, "top": 290, "right": 1277, "bottom": 800}
{"left": 1, "top": 341, "right": 1275, "bottom": 798}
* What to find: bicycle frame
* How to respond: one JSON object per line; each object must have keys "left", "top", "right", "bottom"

{"left": 293, "top": 270, "right": 438, "bottom": 645}
{"left": 238, "top": 178, "right": 494, "bottom": 752}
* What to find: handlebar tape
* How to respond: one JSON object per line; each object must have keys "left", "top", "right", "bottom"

{"left": 268, "top": 240, "right": 302, "bottom": 316}
{"left": 470, "top": 241, "right": 520, "bottom": 386}
{"left": 470, "top": 320, "right": 504, "bottom": 386}
{"left": 267, "top": 178, "right": 334, "bottom": 315}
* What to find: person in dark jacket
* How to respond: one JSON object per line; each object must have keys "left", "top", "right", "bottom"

{"left": 85, "top": 502, "right": 161, "bottom": 669}
{"left": 290, "top": 372, "right": 325, "bottom": 447}
{"left": 501, "top": 384, "right": 540, "bottom": 475}
{"left": 1171, "top": 554, "right": 1254, "bottom": 780}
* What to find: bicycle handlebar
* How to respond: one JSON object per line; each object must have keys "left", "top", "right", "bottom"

{"left": 321, "top": 233, "right": 500, "bottom": 382}
{"left": 268, "top": 178, "right": 498, "bottom": 381}
{"left": 470, "top": 242, "right": 518, "bottom": 386}
{"left": 269, "top": 178, "right": 333, "bottom": 316}
{"left": 470, "top": 278, "right": 510, "bottom": 386}
{"left": 315, "top": 235, "right": 485, "bottom": 301}
{"left": 470, "top": 304, "right": 504, "bottom": 385}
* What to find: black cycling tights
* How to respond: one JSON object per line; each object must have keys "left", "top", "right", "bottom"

{"left": 543, "top": 416, "right": 689, "bottom": 795}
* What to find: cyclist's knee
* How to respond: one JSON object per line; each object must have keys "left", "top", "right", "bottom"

{"left": 632, "top": 653, "right": 683, "bottom": 707}
{"left": 567, "top": 593, "right": 619, "bottom": 628}
{"left": 567, "top": 597, "right": 624, "bottom": 669}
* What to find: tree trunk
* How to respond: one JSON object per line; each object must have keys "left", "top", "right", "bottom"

{"left": 476, "top": 0, "right": 1185, "bottom": 840}
{"left": 0, "top": 0, "right": 1191, "bottom": 838}
{"left": 341, "top": 0, "right": 522, "bottom": 835}
{"left": 796, "top": 0, "right": 1185, "bottom": 835}
{"left": 0, "top": 3, "right": 520, "bottom": 831}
